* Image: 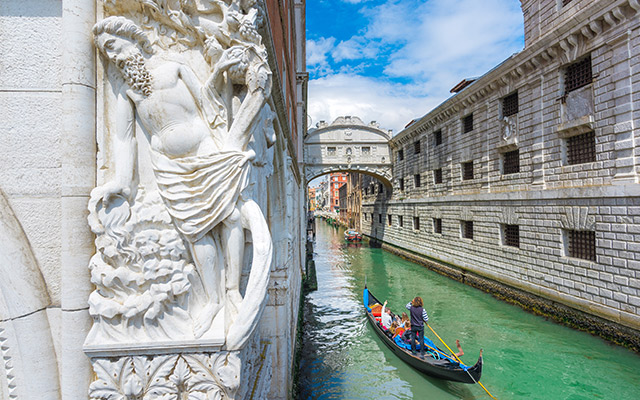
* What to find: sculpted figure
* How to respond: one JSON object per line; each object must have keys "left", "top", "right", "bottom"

{"left": 92, "top": 15, "right": 273, "bottom": 347}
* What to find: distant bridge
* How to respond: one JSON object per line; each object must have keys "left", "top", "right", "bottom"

{"left": 303, "top": 116, "right": 393, "bottom": 186}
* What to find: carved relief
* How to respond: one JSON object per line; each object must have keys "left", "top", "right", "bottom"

{"left": 499, "top": 115, "right": 518, "bottom": 149}
{"left": 89, "top": 339, "right": 271, "bottom": 400}
{"left": 86, "top": 189, "right": 195, "bottom": 344}
{"left": 500, "top": 207, "right": 519, "bottom": 225}
{"left": 560, "top": 207, "right": 595, "bottom": 231}
{"left": 460, "top": 207, "right": 473, "bottom": 222}
{"left": 88, "top": 0, "right": 276, "bottom": 367}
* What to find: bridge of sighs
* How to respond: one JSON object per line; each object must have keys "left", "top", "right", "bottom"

{"left": 303, "top": 116, "right": 393, "bottom": 186}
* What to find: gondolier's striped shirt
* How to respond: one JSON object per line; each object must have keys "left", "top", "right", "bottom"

{"left": 406, "top": 302, "right": 429, "bottom": 323}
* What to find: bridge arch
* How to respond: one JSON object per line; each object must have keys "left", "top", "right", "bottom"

{"left": 305, "top": 166, "right": 392, "bottom": 187}
{"left": 303, "top": 116, "right": 393, "bottom": 186}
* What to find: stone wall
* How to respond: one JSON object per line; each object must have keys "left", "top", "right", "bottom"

{"left": 0, "top": 2, "right": 65, "bottom": 398}
{"left": 363, "top": 0, "right": 640, "bottom": 338}
{"left": 0, "top": 0, "right": 307, "bottom": 398}
{"left": 0, "top": 0, "right": 63, "bottom": 309}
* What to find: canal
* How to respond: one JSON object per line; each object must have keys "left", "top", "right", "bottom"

{"left": 296, "top": 221, "right": 640, "bottom": 399}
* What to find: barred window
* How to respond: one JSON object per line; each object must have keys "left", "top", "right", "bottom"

{"left": 362, "top": 146, "right": 371, "bottom": 155}
{"left": 567, "top": 131, "right": 595, "bottom": 165}
{"left": 568, "top": 230, "right": 596, "bottom": 261}
{"left": 462, "top": 161, "right": 474, "bottom": 180}
{"left": 399, "top": 178, "right": 405, "bottom": 191}
{"left": 434, "top": 129, "right": 443, "bottom": 146}
{"left": 434, "top": 168, "right": 443, "bottom": 184}
{"left": 415, "top": 174, "right": 421, "bottom": 188}
{"left": 565, "top": 55, "right": 592, "bottom": 94}
{"left": 399, "top": 215, "right": 404, "bottom": 227}
{"left": 398, "top": 149, "right": 404, "bottom": 161}
{"left": 502, "top": 92, "right": 519, "bottom": 118}
{"left": 414, "top": 140, "right": 421, "bottom": 154}
{"left": 414, "top": 217, "right": 420, "bottom": 231}
{"left": 388, "top": 214, "right": 392, "bottom": 226}
{"left": 463, "top": 114, "right": 474, "bottom": 133}
{"left": 503, "top": 150, "right": 520, "bottom": 175}
{"left": 327, "top": 146, "right": 336, "bottom": 155}
{"left": 433, "top": 218, "right": 442, "bottom": 234}
{"left": 462, "top": 220, "right": 473, "bottom": 239}
{"left": 504, "top": 224, "right": 520, "bottom": 248}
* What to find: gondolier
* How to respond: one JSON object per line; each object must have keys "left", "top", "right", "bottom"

{"left": 406, "top": 297, "right": 429, "bottom": 356}
{"left": 362, "top": 287, "right": 483, "bottom": 384}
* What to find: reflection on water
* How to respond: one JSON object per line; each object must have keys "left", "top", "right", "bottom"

{"left": 296, "top": 222, "right": 640, "bottom": 399}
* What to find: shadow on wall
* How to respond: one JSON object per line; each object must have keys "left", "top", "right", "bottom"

{"left": 362, "top": 175, "right": 391, "bottom": 246}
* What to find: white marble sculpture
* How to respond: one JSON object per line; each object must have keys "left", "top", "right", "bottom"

{"left": 86, "top": 0, "right": 275, "bottom": 379}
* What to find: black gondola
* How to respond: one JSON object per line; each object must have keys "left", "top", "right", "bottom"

{"left": 363, "top": 287, "right": 483, "bottom": 384}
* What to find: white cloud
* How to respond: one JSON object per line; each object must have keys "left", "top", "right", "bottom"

{"left": 306, "top": 37, "right": 336, "bottom": 74}
{"left": 331, "top": 36, "right": 379, "bottom": 62}
{"left": 308, "top": 74, "right": 439, "bottom": 133}
{"left": 307, "top": 0, "right": 524, "bottom": 134}
{"left": 365, "top": 0, "right": 523, "bottom": 93}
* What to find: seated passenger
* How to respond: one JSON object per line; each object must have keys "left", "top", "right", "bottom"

{"left": 393, "top": 321, "right": 406, "bottom": 339}
{"left": 380, "top": 300, "right": 393, "bottom": 329}
{"left": 398, "top": 312, "right": 409, "bottom": 327}
{"left": 401, "top": 321, "right": 412, "bottom": 343}
{"left": 389, "top": 321, "right": 399, "bottom": 335}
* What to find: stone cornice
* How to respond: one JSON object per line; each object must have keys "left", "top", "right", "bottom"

{"left": 364, "top": 183, "right": 640, "bottom": 206}
{"left": 306, "top": 125, "right": 391, "bottom": 142}
{"left": 393, "top": 0, "right": 640, "bottom": 146}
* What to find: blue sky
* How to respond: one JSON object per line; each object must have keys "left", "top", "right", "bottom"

{"left": 306, "top": 0, "right": 525, "bottom": 133}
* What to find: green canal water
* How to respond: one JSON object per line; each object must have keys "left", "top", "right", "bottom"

{"left": 296, "top": 221, "right": 640, "bottom": 399}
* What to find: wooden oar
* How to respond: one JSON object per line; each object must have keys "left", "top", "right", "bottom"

{"left": 427, "top": 324, "right": 497, "bottom": 400}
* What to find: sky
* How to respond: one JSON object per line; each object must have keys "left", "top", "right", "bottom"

{"left": 306, "top": 0, "right": 525, "bottom": 134}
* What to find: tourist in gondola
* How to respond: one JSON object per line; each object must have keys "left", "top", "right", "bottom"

{"left": 380, "top": 300, "right": 393, "bottom": 329}
{"left": 389, "top": 321, "right": 399, "bottom": 335}
{"left": 395, "top": 311, "right": 409, "bottom": 327}
{"left": 393, "top": 320, "right": 408, "bottom": 340}
{"left": 406, "top": 296, "right": 429, "bottom": 356}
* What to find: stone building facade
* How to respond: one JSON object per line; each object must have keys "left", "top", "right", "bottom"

{"left": 0, "top": 0, "right": 307, "bottom": 398}
{"left": 339, "top": 182, "right": 348, "bottom": 225}
{"left": 347, "top": 173, "right": 363, "bottom": 231}
{"left": 362, "top": 0, "right": 640, "bottom": 341}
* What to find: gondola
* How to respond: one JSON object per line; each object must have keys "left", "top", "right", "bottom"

{"left": 363, "top": 286, "right": 483, "bottom": 383}
{"left": 344, "top": 229, "right": 362, "bottom": 241}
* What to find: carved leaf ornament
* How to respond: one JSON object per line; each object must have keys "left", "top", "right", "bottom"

{"left": 89, "top": 353, "right": 241, "bottom": 400}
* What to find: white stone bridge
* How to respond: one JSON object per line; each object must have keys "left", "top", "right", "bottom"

{"left": 303, "top": 116, "right": 393, "bottom": 185}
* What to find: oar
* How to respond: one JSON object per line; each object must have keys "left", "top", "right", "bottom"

{"left": 427, "top": 324, "right": 497, "bottom": 400}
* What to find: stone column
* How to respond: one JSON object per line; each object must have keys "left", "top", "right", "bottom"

{"left": 60, "top": 0, "right": 96, "bottom": 398}
{"left": 606, "top": 33, "right": 638, "bottom": 184}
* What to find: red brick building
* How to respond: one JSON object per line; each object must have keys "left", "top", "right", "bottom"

{"left": 329, "top": 172, "right": 348, "bottom": 213}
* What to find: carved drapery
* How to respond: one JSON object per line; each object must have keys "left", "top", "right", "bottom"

{"left": 87, "top": 1, "right": 276, "bottom": 398}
